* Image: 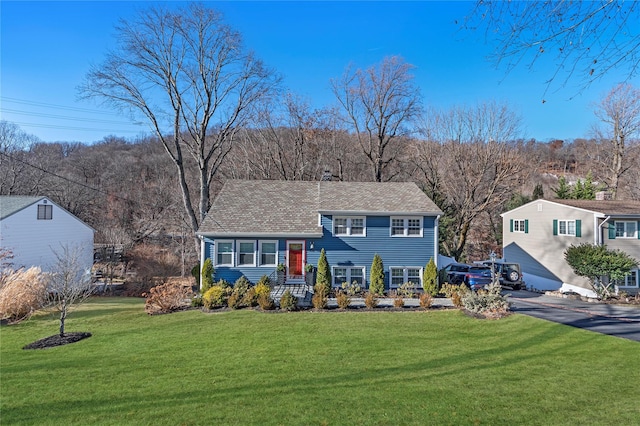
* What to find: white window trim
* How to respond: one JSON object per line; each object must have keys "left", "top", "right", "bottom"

{"left": 558, "top": 219, "right": 576, "bottom": 236}
{"left": 258, "top": 240, "right": 278, "bottom": 267}
{"left": 616, "top": 221, "right": 638, "bottom": 239}
{"left": 214, "top": 240, "right": 234, "bottom": 267}
{"left": 618, "top": 269, "right": 639, "bottom": 288}
{"left": 333, "top": 216, "right": 366, "bottom": 236}
{"left": 332, "top": 266, "right": 366, "bottom": 287}
{"left": 390, "top": 217, "right": 423, "bottom": 237}
{"left": 513, "top": 219, "right": 526, "bottom": 233}
{"left": 237, "top": 240, "right": 257, "bottom": 267}
{"left": 389, "top": 266, "right": 423, "bottom": 288}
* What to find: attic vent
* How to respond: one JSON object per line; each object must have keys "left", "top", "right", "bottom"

{"left": 321, "top": 169, "right": 332, "bottom": 181}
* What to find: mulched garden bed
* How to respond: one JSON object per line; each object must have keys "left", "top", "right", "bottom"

{"left": 23, "top": 332, "right": 92, "bottom": 350}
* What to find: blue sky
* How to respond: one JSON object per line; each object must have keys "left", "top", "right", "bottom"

{"left": 1, "top": 1, "right": 637, "bottom": 144}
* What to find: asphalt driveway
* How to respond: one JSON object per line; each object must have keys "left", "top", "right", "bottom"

{"left": 507, "top": 290, "right": 640, "bottom": 342}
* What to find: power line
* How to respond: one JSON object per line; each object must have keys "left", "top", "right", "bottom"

{"left": 1, "top": 96, "right": 124, "bottom": 117}
{"left": 0, "top": 150, "right": 158, "bottom": 209}
{"left": 1, "top": 107, "right": 144, "bottom": 126}
{"left": 8, "top": 121, "right": 145, "bottom": 134}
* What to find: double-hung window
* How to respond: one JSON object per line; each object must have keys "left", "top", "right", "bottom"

{"left": 333, "top": 216, "right": 365, "bottom": 236}
{"left": 390, "top": 217, "right": 422, "bottom": 237}
{"left": 616, "top": 221, "right": 638, "bottom": 238}
{"left": 37, "top": 204, "right": 52, "bottom": 220}
{"left": 237, "top": 241, "right": 256, "bottom": 266}
{"left": 513, "top": 219, "right": 527, "bottom": 233}
{"left": 390, "top": 267, "right": 422, "bottom": 288}
{"left": 332, "top": 266, "right": 365, "bottom": 287}
{"left": 553, "top": 219, "right": 581, "bottom": 237}
{"left": 215, "top": 241, "right": 234, "bottom": 266}
{"left": 259, "top": 241, "right": 277, "bottom": 266}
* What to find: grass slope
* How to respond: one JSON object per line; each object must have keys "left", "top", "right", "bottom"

{"left": 1, "top": 298, "right": 638, "bottom": 425}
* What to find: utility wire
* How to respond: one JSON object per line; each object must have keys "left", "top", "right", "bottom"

{"left": 0, "top": 150, "right": 157, "bottom": 209}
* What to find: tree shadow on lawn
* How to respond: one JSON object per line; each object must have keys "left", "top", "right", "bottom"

{"left": 6, "top": 320, "right": 593, "bottom": 423}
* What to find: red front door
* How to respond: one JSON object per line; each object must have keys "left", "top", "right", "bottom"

{"left": 288, "top": 243, "right": 303, "bottom": 276}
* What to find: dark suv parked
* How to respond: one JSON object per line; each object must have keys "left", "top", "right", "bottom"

{"left": 441, "top": 263, "right": 493, "bottom": 291}
{"left": 481, "top": 261, "right": 524, "bottom": 290}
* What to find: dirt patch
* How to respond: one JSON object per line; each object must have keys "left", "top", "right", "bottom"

{"left": 23, "top": 332, "right": 92, "bottom": 350}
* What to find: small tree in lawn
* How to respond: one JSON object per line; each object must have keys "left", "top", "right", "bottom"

{"left": 315, "top": 248, "right": 331, "bottom": 297}
{"left": 370, "top": 254, "right": 385, "bottom": 295}
{"left": 422, "top": 257, "right": 438, "bottom": 296}
{"left": 564, "top": 243, "right": 637, "bottom": 299}
{"left": 46, "top": 245, "right": 93, "bottom": 337}
{"left": 201, "top": 258, "right": 214, "bottom": 292}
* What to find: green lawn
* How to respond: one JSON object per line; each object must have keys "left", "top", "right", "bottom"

{"left": 1, "top": 298, "right": 638, "bottom": 425}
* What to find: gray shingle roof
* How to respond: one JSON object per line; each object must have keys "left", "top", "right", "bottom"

{"left": 551, "top": 199, "right": 640, "bottom": 216}
{"left": 197, "top": 180, "right": 442, "bottom": 236}
{"left": 0, "top": 196, "right": 45, "bottom": 220}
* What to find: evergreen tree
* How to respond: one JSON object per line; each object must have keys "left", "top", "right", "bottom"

{"left": 422, "top": 257, "right": 438, "bottom": 296}
{"left": 552, "top": 176, "right": 571, "bottom": 199}
{"left": 201, "top": 258, "right": 214, "bottom": 292}
{"left": 315, "top": 248, "right": 331, "bottom": 297}
{"left": 572, "top": 179, "right": 584, "bottom": 199}
{"left": 532, "top": 183, "right": 544, "bottom": 200}
{"left": 369, "top": 253, "right": 385, "bottom": 295}
{"left": 582, "top": 171, "right": 596, "bottom": 200}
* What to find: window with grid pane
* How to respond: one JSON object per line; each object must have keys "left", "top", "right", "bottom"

{"left": 407, "top": 268, "right": 421, "bottom": 285}
{"left": 259, "top": 241, "right": 277, "bottom": 266}
{"left": 334, "top": 218, "right": 348, "bottom": 235}
{"left": 333, "top": 216, "right": 365, "bottom": 236}
{"left": 390, "top": 217, "right": 423, "bottom": 237}
{"left": 391, "top": 219, "right": 405, "bottom": 236}
{"left": 391, "top": 268, "right": 405, "bottom": 287}
{"left": 238, "top": 242, "right": 255, "bottom": 266}
{"left": 37, "top": 204, "right": 52, "bottom": 220}
{"left": 616, "top": 221, "right": 637, "bottom": 238}
{"left": 333, "top": 268, "right": 347, "bottom": 286}
{"left": 216, "top": 241, "right": 233, "bottom": 266}
{"left": 407, "top": 219, "right": 421, "bottom": 235}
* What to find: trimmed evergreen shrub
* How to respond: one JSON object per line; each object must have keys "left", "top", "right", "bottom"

{"left": 203, "top": 285, "right": 226, "bottom": 309}
{"left": 369, "top": 254, "right": 385, "bottom": 295}
{"left": 335, "top": 291, "right": 351, "bottom": 309}
{"left": 315, "top": 248, "right": 331, "bottom": 297}
{"left": 201, "top": 259, "right": 214, "bottom": 292}
{"left": 257, "top": 293, "right": 275, "bottom": 310}
{"left": 279, "top": 290, "right": 297, "bottom": 311}
{"left": 419, "top": 292, "right": 433, "bottom": 309}
{"left": 364, "top": 292, "right": 378, "bottom": 309}
{"left": 423, "top": 257, "right": 438, "bottom": 296}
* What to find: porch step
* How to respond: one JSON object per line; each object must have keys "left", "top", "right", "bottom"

{"left": 271, "top": 284, "right": 314, "bottom": 308}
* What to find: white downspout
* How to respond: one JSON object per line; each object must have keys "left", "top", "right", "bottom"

{"left": 199, "top": 235, "right": 206, "bottom": 291}
{"left": 434, "top": 215, "right": 441, "bottom": 268}
{"left": 597, "top": 216, "right": 611, "bottom": 246}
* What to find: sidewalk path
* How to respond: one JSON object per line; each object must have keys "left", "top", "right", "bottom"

{"left": 507, "top": 290, "right": 640, "bottom": 342}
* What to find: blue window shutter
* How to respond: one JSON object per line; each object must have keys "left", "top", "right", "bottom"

{"left": 575, "top": 220, "right": 581, "bottom": 237}
{"left": 509, "top": 219, "right": 513, "bottom": 232}
{"left": 609, "top": 221, "right": 616, "bottom": 239}
{"left": 524, "top": 219, "right": 529, "bottom": 234}
{"left": 553, "top": 219, "right": 558, "bottom": 236}
{"left": 638, "top": 222, "right": 640, "bottom": 239}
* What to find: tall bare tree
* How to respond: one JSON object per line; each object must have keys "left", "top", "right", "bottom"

{"left": 0, "top": 121, "right": 40, "bottom": 195}
{"left": 592, "top": 83, "right": 640, "bottom": 199}
{"left": 331, "top": 56, "right": 422, "bottom": 182}
{"left": 465, "top": 1, "right": 640, "bottom": 96}
{"left": 413, "top": 102, "right": 526, "bottom": 261}
{"left": 80, "top": 3, "right": 280, "bottom": 249}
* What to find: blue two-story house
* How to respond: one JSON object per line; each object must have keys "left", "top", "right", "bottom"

{"left": 196, "top": 180, "right": 442, "bottom": 291}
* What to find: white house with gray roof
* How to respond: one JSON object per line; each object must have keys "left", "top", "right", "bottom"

{"left": 0, "top": 196, "right": 94, "bottom": 273}
{"left": 197, "top": 180, "right": 442, "bottom": 291}
{"left": 502, "top": 198, "right": 640, "bottom": 297}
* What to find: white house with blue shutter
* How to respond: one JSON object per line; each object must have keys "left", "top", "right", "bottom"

{"left": 501, "top": 197, "right": 640, "bottom": 297}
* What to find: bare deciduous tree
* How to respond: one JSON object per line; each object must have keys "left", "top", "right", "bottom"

{"left": 465, "top": 1, "right": 640, "bottom": 96}
{"left": 80, "top": 3, "right": 280, "bottom": 250}
{"left": 46, "top": 245, "right": 93, "bottom": 337}
{"left": 413, "top": 102, "right": 526, "bottom": 260}
{"left": 331, "top": 56, "right": 422, "bottom": 182}
{"left": 592, "top": 83, "right": 640, "bottom": 199}
{"left": 0, "top": 121, "right": 40, "bottom": 195}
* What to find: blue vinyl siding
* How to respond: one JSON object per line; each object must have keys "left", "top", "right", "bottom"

{"left": 203, "top": 214, "right": 437, "bottom": 289}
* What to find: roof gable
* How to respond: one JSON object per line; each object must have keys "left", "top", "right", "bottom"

{"left": 0, "top": 196, "right": 46, "bottom": 220}
{"left": 197, "top": 180, "right": 442, "bottom": 236}
{"left": 502, "top": 198, "right": 640, "bottom": 218}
